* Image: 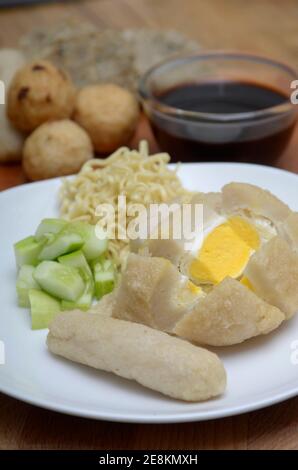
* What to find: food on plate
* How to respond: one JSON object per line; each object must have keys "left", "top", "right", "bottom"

{"left": 35, "top": 218, "right": 68, "bottom": 241}
{"left": 113, "top": 180, "right": 298, "bottom": 344}
{"left": 112, "top": 253, "right": 200, "bottom": 332}
{"left": 14, "top": 235, "right": 45, "bottom": 268}
{"left": 245, "top": 236, "right": 298, "bottom": 319}
{"left": 29, "top": 288, "right": 61, "bottom": 330}
{"left": 16, "top": 265, "right": 39, "bottom": 307}
{"left": 14, "top": 218, "right": 116, "bottom": 329}
{"left": 277, "top": 212, "right": 298, "bottom": 252}
{"left": 21, "top": 19, "right": 199, "bottom": 91}
{"left": 23, "top": 120, "right": 93, "bottom": 181}
{"left": 88, "top": 291, "right": 115, "bottom": 316}
{"left": 188, "top": 215, "right": 261, "bottom": 285}
{"left": 111, "top": 254, "right": 285, "bottom": 346}
{"left": 7, "top": 60, "right": 76, "bottom": 132}
{"left": 10, "top": 136, "right": 298, "bottom": 403}
{"left": 134, "top": 182, "right": 284, "bottom": 287}
{"left": 0, "top": 49, "right": 26, "bottom": 163}
{"left": 92, "top": 257, "right": 116, "bottom": 300}
{"left": 59, "top": 141, "right": 190, "bottom": 268}
{"left": 47, "top": 310, "right": 226, "bottom": 401}
{"left": 130, "top": 191, "right": 223, "bottom": 266}
{"left": 73, "top": 84, "right": 140, "bottom": 153}
{"left": 222, "top": 182, "right": 291, "bottom": 225}
{"left": 174, "top": 277, "right": 285, "bottom": 346}
{"left": 34, "top": 261, "right": 86, "bottom": 302}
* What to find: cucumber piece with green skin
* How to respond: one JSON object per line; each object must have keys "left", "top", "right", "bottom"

{"left": 14, "top": 236, "right": 45, "bottom": 268}
{"left": 61, "top": 280, "right": 94, "bottom": 311}
{"left": 34, "top": 261, "right": 85, "bottom": 301}
{"left": 16, "top": 265, "right": 39, "bottom": 308}
{"left": 70, "top": 221, "right": 108, "bottom": 261}
{"left": 93, "top": 260, "right": 116, "bottom": 300}
{"left": 61, "top": 267, "right": 94, "bottom": 311}
{"left": 58, "top": 250, "right": 92, "bottom": 277}
{"left": 35, "top": 218, "right": 68, "bottom": 242}
{"left": 29, "top": 288, "right": 61, "bottom": 330}
{"left": 38, "top": 228, "right": 84, "bottom": 261}
{"left": 89, "top": 254, "right": 109, "bottom": 269}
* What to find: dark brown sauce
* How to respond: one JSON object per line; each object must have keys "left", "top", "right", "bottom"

{"left": 150, "top": 81, "right": 296, "bottom": 163}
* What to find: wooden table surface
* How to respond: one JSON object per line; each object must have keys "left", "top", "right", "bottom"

{"left": 0, "top": 0, "right": 298, "bottom": 450}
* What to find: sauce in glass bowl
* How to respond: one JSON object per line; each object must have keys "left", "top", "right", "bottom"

{"left": 139, "top": 53, "right": 298, "bottom": 163}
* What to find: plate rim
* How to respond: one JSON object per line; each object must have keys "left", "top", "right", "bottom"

{"left": 1, "top": 161, "right": 298, "bottom": 423}
{"left": 0, "top": 380, "right": 297, "bottom": 423}
{"left": 1, "top": 160, "right": 298, "bottom": 199}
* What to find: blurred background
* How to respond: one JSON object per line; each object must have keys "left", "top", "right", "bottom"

{"left": 0, "top": 0, "right": 297, "bottom": 63}
{"left": 1, "top": 0, "right": 298, "bottom": 187}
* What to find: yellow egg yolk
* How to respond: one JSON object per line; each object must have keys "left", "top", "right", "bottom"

{"left": 190, "top": 216, "right": 260, "bottom": 285}
{"left": 187, "top": 280, "right": 203, "bottom": 295}
{"left": 177, "top": 279, "right": 204, "bottom": 304}
{"left": 240, "top": 276, "right": 254, "bottom": 291}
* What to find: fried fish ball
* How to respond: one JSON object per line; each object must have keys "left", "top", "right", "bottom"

{"left": 47, "top": 310, "right": 227, "bottom": 402}
{"left": 7, "top": 60, "right": 76, "bottom": 132}
{"left": 23, "top": 120, "right": 93, "bottom": 181}
{"left": 73, "top": 84, "right": 140, "bottom": 153}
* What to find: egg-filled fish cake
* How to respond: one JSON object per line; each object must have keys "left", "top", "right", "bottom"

{"left": 122, "top": 182, "right": 298, "bottom": 344}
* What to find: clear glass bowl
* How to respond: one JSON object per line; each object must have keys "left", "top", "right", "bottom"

{"left": 139, "top": 51, "right": 298, "bottom": 163}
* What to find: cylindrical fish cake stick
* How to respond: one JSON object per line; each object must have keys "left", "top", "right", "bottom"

{"left": 47, "top": 311, "right": 226, "bottom": 402}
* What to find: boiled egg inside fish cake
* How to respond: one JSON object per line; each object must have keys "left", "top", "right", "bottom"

{"left": 184, "top": 212, "right": 276, "bottom": 288}
{"left": 130, "top": 184, "right": 280, "bottom": 291}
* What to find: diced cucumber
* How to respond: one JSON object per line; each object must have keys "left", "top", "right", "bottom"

{"left": 94, "top": 271, "right": 115, "bottom": 299}
{"left": 61, "top": 277, "right": 94, "bottom": 311}
{"left": 38, "top": 228, "right": 83, "bottom": 261}
{"left": 89, "top": 254, "right": 107, "bottom": 269}
{"left": 16, "top": 265, "right": 39, "bottom": 308}
{"left": 58, "top": 250, "right": 92, "bottom": 277}
{"left": 70, "top": 222, "right": 108, "bottom": 261}
{"left": 35, "top": 218, "right": 68, "bottom": 241}
{"left": 14, "top": 236, "right": 44, "bottom": 268}
{"left": 34, "top": 261, "right": 85, "bottom": 301}
{"left": 93, "top": 259, "right": 116, "bottom": 300}
{"left": 102, "top": 258, "right": 114, "bottom": 271}
{"left": 29, "top": 289, "right": 61, "bottom": 330}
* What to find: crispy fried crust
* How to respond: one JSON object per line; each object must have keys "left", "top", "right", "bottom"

{"left": 245, "top": 236, "right": 298, "bottom": 319}
{"left": 174, "top": 277, "right": 285, "bottom": 346}
{"left": 112, "top": 253, "right": 195, "bottom": 332}
{"left": 47, "top": 311, "right": 227, "bottom": 402}
{"left": 222, "top": 182, "right": 291, "bottom": 225}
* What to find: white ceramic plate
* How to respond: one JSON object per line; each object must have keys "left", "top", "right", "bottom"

{"left": 0, "top": 162, "right": 297, "bottom": 423}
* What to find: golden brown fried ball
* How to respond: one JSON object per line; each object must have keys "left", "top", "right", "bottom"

{"left": 73, "top": 84, "right": 140, "bottom": 153}
{"left": 7, "top": 60, "right": 76, "bottom": 132}
{"left": 23, "top": 120, "right": 93, "bottom": 181}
